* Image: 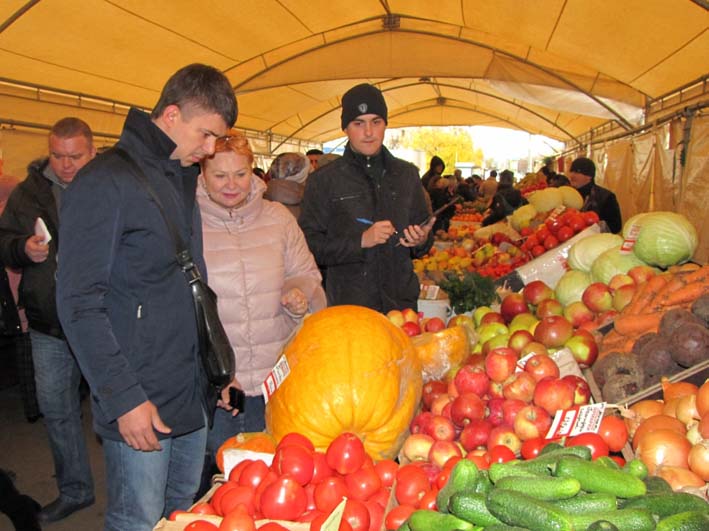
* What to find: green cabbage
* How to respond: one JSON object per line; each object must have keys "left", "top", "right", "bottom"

{"left": 510, "top": 203, "right": 537, "bottom": 231}
{"left": 623, "top": 212, "right": 698, "bottom": 267}
{"left": 567, "top": 233, "right": 624, "bottom": 273}
{"left": 590, "top": 245, "right": 647, "bottom": 284}
{"left": 527, "top": 188, "right": 563, "bottom": 213}
{"left": 554, "top": 270, "right": 592, "bottom": 306}
{"left": 558, "top": 186, "right": 584, "bottom": 210}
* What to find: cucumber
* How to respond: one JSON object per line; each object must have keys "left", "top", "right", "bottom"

{"left": 515, "top": 446, "right": 592, "bottom": 475}
{"left": 482, "top": 526, "right": 531, "bottom": 531}
{"left": 407, "top": 509, "right": 477, "bottom": 531}
{"left": 395, "top": 523, "right": 411, "bottom": 531}
{"left": 486, "top": 489, "right": 574, "bottom": 531}
{"left": 568, "top": 508, "right": 656, "bottom": 531}
{"left": 643, "top": 475, "right": 673, "bottom": 493}
{"left": 488, "top": 462, "right": 542, "bottom": 483}
{"left": 623, "top": 458, "right": 648, "bottom": 479}
{"left": 621, "top": 492, "right": 709, "bottom": 518}
{"left": 539, "top": 442, "right": 565, "bottom": 455}
{"left": 595, "top": 456, "right": 621, "bottom": 470}
{"left": 586, "top": 521, "right": 619, "bottom": 531}
{"left": 553, "top": 456, "right": 646, "bottom": 498}
{"left": 436, "top": 459, "right": 479, "bottom": 513}
{"left": 494, "top": 475, "right": 581, "bottom": 501}
{"left": 552, "top": 492, "right": 618, "bottom": 514}
{"left": 656, "top": 510, "right": 709, "bottom": 531}
{"left": 448, "top": 492, "right": 504, "bottom": 527}
{"left": 472, "top": 469, "right": 493, "bottom": 496}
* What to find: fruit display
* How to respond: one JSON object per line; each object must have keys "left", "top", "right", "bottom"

{"left": 519, "top": 208, "right": 600, "bottom": 258}
{"left": 515, "top": 171, "right": 548, "bottom": 195}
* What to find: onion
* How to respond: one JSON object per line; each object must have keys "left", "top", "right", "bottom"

{"left": 688, "top": 441, "right": 709, "bottom": 481}
{"left": 697, "top": 379, "right": 709, "bottom": 418}
{"left": 625, "top": 400, "right": 664, "bottom": 438}
{"left": 632, "top": 414, "right": 686, "bottom": 451}
{"left": 636, "top": 429, "right": 691, "bottom": 475}
{"left": 662, "top": 397, "right": 681, "bottom": 418}
{"left": 676, "top": 394, "right": 700, "bottom": 425}
{"left": 662, "top": 378, "right": 698, "bottom": 401}
{"left": 686, "top": 422, "right": 703, "bottom": 445}
{"left": 656, "top": 465, "right": 705, "bottom": 490}
{"left": 699, "top": 414, "right": 709, "bottom": 439}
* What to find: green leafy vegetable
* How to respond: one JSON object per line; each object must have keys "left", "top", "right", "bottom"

{"left": 439, "top": 271, "right": 499, "bottom": 314}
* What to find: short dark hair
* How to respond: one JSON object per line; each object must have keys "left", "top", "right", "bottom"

{"left": 50, "top": 117, "right": 93, "bottom": 144}
{"left": 306, "top": 149, "right": 323, "bottom": 156}
{"left": 151, "top": 64, "right": 237, "bottom": 127}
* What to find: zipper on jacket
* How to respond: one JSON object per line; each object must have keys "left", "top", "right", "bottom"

{"left": 137, "top": 304, "right": 142, "bottom": 319}
{"left": 334, "top": 193, "right": 361, "bottom": 202}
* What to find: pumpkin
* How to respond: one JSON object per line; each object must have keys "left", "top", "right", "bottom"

{"left": 215, "top": 431, "right": 277, "bottom": 472}
{"left": 411, "top": 325, "right": 471, "bottom": 382}
{"left": 265, "top": 305, "right": 422, "bottom": 460}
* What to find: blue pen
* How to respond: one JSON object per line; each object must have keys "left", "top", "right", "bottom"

{"left": 356, "top": 217, "right": 373, "bottom": 225}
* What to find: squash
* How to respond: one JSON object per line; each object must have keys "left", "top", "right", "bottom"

{"left": 265, "top": 305, "right": 422, "bottom": 460}
{"left": 411, "top": 325, "right": 471, "bottom": 381}
{"left": 215, "top": 431, "right": 277, "bottom": 472}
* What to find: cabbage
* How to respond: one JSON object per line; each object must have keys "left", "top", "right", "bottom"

{"left": 558, "top": 186, "right": 584, "bottom": 210}
{"left": 527, "top": 188, "right": 563, "bottom": 213}
{"left": 554, "top": 270, "right": 592, "bottom": 306}
{"left": 510, "top": 204, "right": 537, "bottom": 231}
{"left": 623, "top": 211, "right": 698, "bottom": 267}
{"left": 590, "top": 245, "right": 647, "bottom": 284}
{"left": 567, "top": 233, "right": 624, "bottom": 273}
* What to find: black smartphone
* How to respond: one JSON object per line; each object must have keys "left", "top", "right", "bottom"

{"left": 228, "top": 387, "right": 246, "bottom": 411}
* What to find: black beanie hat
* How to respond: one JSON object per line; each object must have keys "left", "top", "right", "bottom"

{"left": 341, "top": 83, "right": 388, "bottom": 130}
{"left": 569, "top": 157, "right": 596, "bottom": 178}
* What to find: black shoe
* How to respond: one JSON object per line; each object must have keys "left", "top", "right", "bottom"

{"left": 39, "top": 497, "right": 94, "bottom": 523}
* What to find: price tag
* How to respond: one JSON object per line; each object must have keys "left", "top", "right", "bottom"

{"left": 547, "top": 205, "right": 567, "bottom": 221}
{"left": 620, "top": 223, "right": 641, "bottom": 254}
{"left": 261, "top": 354, "right": 291, "bottom": 403}
{"left": 545, "top": 402, "right": 606, "bottom": 439}
{"left": 321, "top": 499, "right": 346, "bottom": 531}
{"left": 420, "top": 284, "right": 440, "bottom": 300}
{"left": 515, "top": 352, "right": 535, "bottom": 373}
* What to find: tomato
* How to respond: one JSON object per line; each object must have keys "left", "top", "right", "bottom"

{"left": 252, "top": 469, "right": 278, "bottom": 513}
{"left": 532, "top": 244, "right": 546, "bottom": 257}
{"left": 296, "top": 509, "right": 321, "bottom": 523}
{"left": 210, "top": 482, "right": 238, "bottom": 515}
{"left": 364, "top": 499, "right": 385, "bottom": 531}
{"left": 394, "top": 465, "right": 430, "bottom": 506}
{"left": 219, "top": 504, "right": 256, "bottom": 531}
{"left": 277, "top": 432, "right": 315, "bottom": 453}
{"left": 273, "top": 444, "right": 315, "bottom": 485}
{"left": 582, "top": 211, "right": 600, "bottom": 225}
{"left": 488, "top": 445, "right": 516, "bottom": 464}
{"left": 598, "top": 415, "right": 629, "bottom": 453}
{"left": 566, "top": 432, "right": 609, "bottom": 459}
{"left": 228, "top": 459, "right": 254, "bottom": 483}
{"left": 568, "top": 215, "right": 586, "bottom": 233}
{"left": 344, "top": 465, "right": 382, "bottom": 501}
{"left": 417, "top": 488, "right": 439, "bottom": 510}
{"left": 310, "top": 451, "right": 334, "bottom": 484}
{"left": 369, "top": 487, "right": 392, "bottom": 508}
{"left": 184, "top": 521, "right": 218, "bottom": 531}
{"left": 543, "top": 234, "right": 559, "bottom": 250}
{"left": 220, "top": 485, "right": 256, "bottom": 517}
{"left": 304, "top": 483, "right": 317, "bottom": 512}
{"left": 238, "top": 460, "right": 270, "bottom": 490}
{"left": 342, "top": 499, "right": 370, "bottom": 531}
{"left": 610, "top": 455, "right": 626, "bottom": 467}
{"left": 373, "top": 459, "right": 398, "bottom": 488}
{"left": 257, "top": 523, "right": 290, "bottom": 531}
{"left": 465, "top": 452, "right": 490, "bottom": 470}
{"left": 443, "top": 455, "right": 462, "bottom": 470}
{"left": 545, "top": 217, "right": 563, "bottom": 234}
{"left": 384, "top": 504, "right": 415, "bottom": 530}
{"left": 556, "top": 226, "right": 574, "bottom": 242}
{"left": 326, "top": 433, "right": 366, "bottom": 475}
{"left": 434, "top": 468, "right": 450, "bottom": 490}
{"left": 536, "top": 226, "right": 550, "bottom": 242}
{"left": 520, "top": 437, "right": 547, "bottom": 460}
{"left": 190, "top": 502, "right": 217, "bottom": 515}
{"left": 314, "top": 476, "right": 348, "bottom": 514}
{"left": 259, "top": 474, "right": 307, "bottom": 521}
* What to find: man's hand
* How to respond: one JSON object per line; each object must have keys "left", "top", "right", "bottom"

{"left": 361, "top": 220, "right": 398, "bottom": 248}
{"left": 218, "top": 378, "right": 243, "bottom": 417}
{"left": 398, "top": 217, "right": 435, "bottom": 247}
{"left": 117, "top": 400, "right": 171, "bottom": 451}
{"left": 25, "top": 234, "right": 49, "bottom": 263}
{"left": 281, "top": 288, "right": 308, "bottom": 316}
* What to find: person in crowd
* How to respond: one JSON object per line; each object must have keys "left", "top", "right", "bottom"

{"left": 538, "top": 156, "right": 556, "bottom": 181}
{"left": 547, "top": 172, "right": 570, "bottom": 187}
{"left": 56, "top": 64, "right": 237, "bottom": 531}
{"left": 429, "top": 175, "right": 458, "bottom": 233}
{"left": 0, "top": 118, "right": 96, "bottom": 523}
{"left": 197, "top": 131, "right": 325, "bottom": 486}
{"left": 453, "top": 168, "right": 463, "bottom": 181}
{"left": 299, "top": 83, "right": 433, "bottom": 313}
{"left": 317, "top": 152, "right": 340, "bottom": 169}
{"left": 252, "top": 167, "right": 267, "bottom": 181}
{"left": 421, "top": 155, "right": 445, "bottom": 191}
{"left": 474, "top": 178, "right": 498, "bottom": 216}
{"left": 264, "top": 152, "right": 309, "bottom": 219}
{"left": 482, "top": 169, "right": 526, "bottom": 226}
{"left": 488, "top": 169, "right": 498, "bottom": 180}
{"left": 568, "top": 157, "right": 622, "bottom": 233}
{"left": 305, "top": 148, "right": 323, "bottom": 173}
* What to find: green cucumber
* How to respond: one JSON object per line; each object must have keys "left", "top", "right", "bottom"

{"left": 448, "top": 492, "right": 504, "bottom": 527}
{"left": 621, "top": 492, "right": 709, "bottom": 518}
{"left": 436, "top": 459, "right": 479, "bottom": 513}
{"left": 395, "top": 523, "right": 411, "bottom": 531}
{"left": 472, "top": 469, "right": 493, "bottom": 495}
{"left": 656, "top": 510, "right": 709, "bottom": 531}
{"left": 595, "top": 456, "right": 622, "bottom": 470}
{"left": 539, "top": 442, "right": 565, "bottom": 455}
{"left": 482, "top": 526, "right": 531, "bottom": 531}
{"left": 551, "top": 492, "right": 618, "bottom": 513}
{"left": 643, "top": 475, "right": 673, "bottom": 493}
{"left": 586, "top": 521, "right": 619, "bottom": 531}
{"left": 407, "top": 509, "right": 476, "bottom": 531}
{"left": 568, "top": 508, "right": 656, "bottom": 531}
{"left": 488, "top": 461, "right": 542, "bottom": 483}
{"left": 553, "top": 456, "right": 646, "bottom": 498}
{"left": 494, "top": 475, "right": 581, "bottom": 501}
{"left": 486, "top": 489, "right": 574, "bottom": 531}
{"left": 515, "top": 446, "right": 592, "bottom": 475}
{"left": 623, "top": 458, "right": 648, "bottom": 479}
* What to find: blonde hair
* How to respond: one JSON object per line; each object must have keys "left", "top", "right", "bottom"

{"left": 204, "top": 129, "right": 254, "bottom": 166}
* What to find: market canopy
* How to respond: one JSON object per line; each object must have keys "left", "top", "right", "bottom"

{"left": 0, "top": 0, "right": 707, "bottom": 145}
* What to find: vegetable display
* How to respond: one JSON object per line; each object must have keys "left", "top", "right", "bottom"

{"left": 623, "top": 212, "right": 699, "bottom": 268}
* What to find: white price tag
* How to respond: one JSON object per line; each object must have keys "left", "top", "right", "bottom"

{"left": 545, "top": 402, "right": 606, "bottom": 439}
{"left": 261, "top": 354, "right": 291, "bottom": 403}
{"left": 620, "top": 223, "right": 641, "bottom": 254}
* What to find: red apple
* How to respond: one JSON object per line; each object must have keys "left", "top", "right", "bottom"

{"left": 533, "top": 377, "right": 576, "bottom": 415}
{"left": 458, "top": 418, "right": 493, "bottom": 451}
{"left": 502, "top": 372, "right": 537, "bottom": 403}
{"left": 450, "top": 393, "right": 486, "bottom": 427}
{"left": 508, "top": 312, "right": 539, "bottom": 334}
{"left": 523, "top": 280, "right": 554, "bottom": 306}
{"left": 430, "top": 394, "right": 453, "bottom": 416}
{"left": 485, "top": 347, "right": 519, "bottom": 383}
{"left": 561, "top": 375, "right": 592, "bottom": 406}
{"left": 448, "top": 313, "right": 474, "bottom": 329}
{"left": 524, "top": 354, "right": 560, "bottom": 382}
{"left": 423, "top": 414, "right": 457, "bottom": 442}
{"left": 487, "top": 381, "right": 504, "bottom": 399}
{"left": 534, "top": 315, "right": 574, "bottom": 348}
{"left": 501, "top": 398, "right": 527, "bottom": 426}
{"left": 428, "top": 440, "right": 463, "bottom": 469}
{"left": 425, "top": 317, "right": 447, "bottom": 333}
{"left": 480, "top": 312, "right": 506, "bottom": 326}
{"left": 581, "top": 283, "right": 614, "bottom": 313}
{"left": 507, "top": 329, "right": 535, "bottom": 353}
{"left": 535, "top": 299, "right": 564, "bottom": 319}
{"left": 386, "top": 309, "right": 405, "bottom": 327}
{"left": 520, "top": 341, "right": 549, "bottom": 357}
{"left": 628, "top": 265, "right": 656, "bottom": 285}
{"left": 487, "top": 424, "right": 522, "bottom": 454}
{"left": 447, "top": 378, "right": 459, "bottom": 398}
{"left": 563, "top": 301, "right": 595, "bottom": 328}
{"left": 596, "top": 310, "right": 619, "bottom": 328}
{"left": 402, "top": 308, "right": 420, "bottom": 323}
{"left": 410, "top": 411, "right": 434, "bottom": 434}
{"left": 608, "top": 273, "right": 634, "bottom": 290}
{"left": 500, "top": 293, "right": 530, "bottom": 324}
{"left": 486, "top": 397, "right": 505, "bottom": 426}
{"left": 463, "top": 353, "right": 486, "bottom": 370}
{"left": 453, "top": 365, "right": 490, "bottom": 397}
{"left": 401, "top": 433, "right": 435, "bottom": 461}
{"left": 612, "top": 283, "right": 636, "bottom": 312}
{"left": 564, "top": 333, "right": 599, "bottom": 368}
{"left": 421, "top": 380, "right": 448, "bottom": 410}
{"left": 514, "top": 405, "right": 552, "bottom": 441}
{"left": 401, "top": 321, "right": 422, "bottom": 337}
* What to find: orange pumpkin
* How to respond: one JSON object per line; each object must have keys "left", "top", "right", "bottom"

{"left": 215, "top": 431, "right": 277, "bottom": 472}
{"left": 265, "top": 305, "right": 422, "bottom": 460}
{"left": 411, "top": 325, "right": 471, "bottom": 381}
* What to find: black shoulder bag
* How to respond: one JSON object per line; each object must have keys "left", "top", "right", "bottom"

{"left": 113, "top": 148, "right": 235, "bottom": 390}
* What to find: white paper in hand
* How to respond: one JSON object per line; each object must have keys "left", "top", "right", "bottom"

{"left": 34, "top": 217, "right": 52, "bottom": 245}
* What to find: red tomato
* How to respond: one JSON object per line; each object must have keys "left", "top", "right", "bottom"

{"left": 219, "top": 504, "right": 256, "bottom": 531}
{"left": 488, "top": 445, "right": 516, "bottom": 464}
{"left": 369, "top": 487, "right": 392, "bottom": 508}
{"left": 566, "top": 432, "right": 610, "bottom": 459}
{"left": 582, "top": 211, "right": 600, "bottom": 225}
{"left": 313, "top": 476, "right": 348, "bottom": 514}
{"left": 520, "top": 437, "right": 551, "bottom": 460}
{"left": 598, "top": 415, "right": 629, "bottom": 453}
{"left": 394, "top": 465, "right": 430, "bottom": 506}
{"left": 326, "top": 433, "right": 366, "bottom": 475}
{"left": 557, "top": 226, "right": 574, "bottom": 242}
{"left": 543, "top": 234, "right": 559, "bottom": 250}
{"left": 259, "top": 474, "right": 307, "bottom": 521}
{"left": 310, "top": 451, "right": 334, "bottom": 484}
{"left": 191, "top": 502, "right": 218, "bottom": 515}
{"left": 364, "top": 499, "right": 385, "bottom": 531}
{"left": 277, "top": 432, "right": 315, "bottom": 453}
{"left": 220, "top": 485, "right": 256, "bottom": 517}
{"left": 417, "top": 488, "right": 439, "bottom": 510}
{"left": 532, "top": 245, "right": 546, "bottom": 257}
{"left": 344, "top": 466, "right": 382, "bottom": 501}
{"left": 525, "top": 234, "right": 539, "bottom": 248}
{"left": 610, "top": 455, "right": 626, "bottom": 467}
{"left": 304, "top": 483, "right": 317, "bottom": 512}
{"left": 568, "top": 215, "right": 586, "bottom": 233}
{"left": 465, "top": 452, "right": 490, "bottom": 470}
{"left": 373, "top": 459, "right": 398, "bottom": 488}
{"left": 342, "top": 499, "right": 370, "bottom": 531}
{"left": 545, "top": 217, "right": 563, "bottom": 234}
{"left": 434, "top": 468, "right": 450, "bottom": 490}
{"left": 443, "top": 456, "right": 462, "bottom": 470}
{"left": 252, "top": 469, "right": 278, "bottom": 513}
{"left": 184, "top": 521, "right": 218, "bottom": 531}
{"left": 384, "top": 504, "right": 416, "bottom": 530}
{"left": 536, "top": 226, "right": 550, "bottom": 242}
{"left": 296, "top": 509, "right": 322, "bottom": 523}
{"left": 273, "top": 444, "right": 315, "bottom": 486}
{"left": 238, "top": 460, "right": 270, "bottom": 490}
{"left": 257, "top": 523, "right": 290, "bottom": 531}
{"left": 210, "top": 482, "right": 237, "bottom": 516}
{"left": 228, "top": 459, "right": 254, "bottom": 483}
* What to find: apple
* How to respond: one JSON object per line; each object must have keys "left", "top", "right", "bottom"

{"left": 453, "top": 365, "right": 490, "bottom": 397}
{"left": 514, "top": 405, "right": 552, "bottom": 440}
{"left": 523, "top": 280, "right": 554, "bottom": 306}
{"left": 450, "top": 393, "right": 486, "bottom": 427}
{"left": 501, "top": 398, "right": 527, "bottom": 426}
{"left": 423, "top": 414, "right": 457, "bottom": 442}
{"left": 628, "top": 265, "right": 656, "bottom": 285}
{"left": 402, "top": 308, "right": 420, "bottom": 323}
{"left": 401, "top": 433, "right": 435, "bottom": 461}
{"left": 534, "top": 315, "right": 574, "bottom": 348}
{"left": 562, "top": 374, "right": 592, "bottom": 406}
{"left": 463, "top": 352, "right": 486, "bottom": 370}
{"left": 487, "top": 424, "right": 522, "bottom": 454}
{"left": 533, "top": 376, "right": 576, "bottom": 415}
{"left": 485, "top": 347, "right": 519, "bottom": 383}
{"left": 458, "top": 418, "right": 493, "bottom": 451}
{"left": 386, "top": 309, "right": 405, "bottom": 327}
{"left": 410, "top": 411, "right": 434, "bottom": 434}
{"left": 520, "top": 341, "right": 549, "bottom": 357}
{"left": 507, "top": 329, "right": 535, "bottom": 353}
{"left": 564, "top": 332, "right": 599, "bottom": 368}
{"left": 608, "top": 273, "right": 634, "bottom": 290}
{"left": 477, "top": 322, "right": 510, "bottom": 346}
{"left": 447, "top": 378, "right": 460, "bottom": 398}
{"left": 428, "top": 440, "right": 463, "bottom": 469}
{"left": 482, "top": 334, "right": 511, "bottom": 355}
{"left": 612, "top": 283, "right": 636, "bottom": 312}
{"left": 508, "top": 312, "right": 539, "bottom": 334}
{"left": 535, "top": 299, "right": 564, "bottom": 319}
{"left": 430, "top": 394, "right": 453, "bottom": 416}
{"left": 486, "top": 397, "right": 505, "bottom": 426}
{"left": 502, "top": 371, "right": 537, "bottom": 403}
{"left": 487, "top": 381, "right": 504, "bottom": 399}
{"left": 524, "top": 353, "right": 560, "bottom": 382}
{"left": 480, "top": 312, "right": 506, "bottom": 326}
{"left": 582, "top": 283, "right": 614, "bottom": 313}
{"left": 448, "top": 313, "right": 474, "bottom": 329}
{"left": 472, "top": 306, "right": 493, "bottom": 326}
{"left": 563, "top": 301, "right": 595, "bottom": 328}
{"left": 421, "top": 380, "right": 448, "bottom": 410}
{"left": 500, "top": 293, "right": 530, "bottom": 324}
{"left": 401, "top": 321, "right": 422, "bottom": 337}
{"left": 425, "top": 317, "right": 447, "bottom": 333}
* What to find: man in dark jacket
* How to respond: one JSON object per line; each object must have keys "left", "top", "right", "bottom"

{"left": 568, "top": 157, "right": 623, "bottom": 233}
{"left": 56, "top": 64, "right": 237, "bottom": 531}
{"left": 299, "top": 83, "right": 433, "bottom": 313}
{"left": 0, "top": 118, "right": 96, "bottom": 523}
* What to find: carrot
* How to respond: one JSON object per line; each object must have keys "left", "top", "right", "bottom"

{"left": 661, "top": 281, "right": 709, "bottom": 307}
{"left": 624, "top": 274, "right": 669, "bottom": 315}
{"left": 676, "top": 265, "right": 709, "bottom": 285}
{"left": 613, "top": 312, "right": 663, "bottom": 336}
{"left": 650, "top": 272, "right": 688, "bottom": 309}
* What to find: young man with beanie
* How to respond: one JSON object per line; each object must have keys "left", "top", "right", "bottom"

{"left": 568, "top": 156, "right": 622, "bottom": 233}
{"left": 299, "top": 83, "right": 434, "bottom": 313}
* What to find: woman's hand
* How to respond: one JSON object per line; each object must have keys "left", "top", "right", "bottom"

{"left": 281, "top": 287, "right": 308, "bottom": 317}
